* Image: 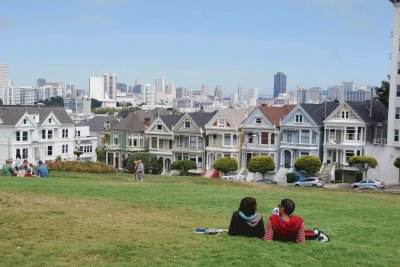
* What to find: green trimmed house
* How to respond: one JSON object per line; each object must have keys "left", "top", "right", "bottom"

{"left": 105, "top": 108, "right": 171, "bottom": 169}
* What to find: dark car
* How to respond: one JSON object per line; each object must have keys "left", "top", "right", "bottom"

{"left": 256, "top": 178, "right": 277, "bottom": 184}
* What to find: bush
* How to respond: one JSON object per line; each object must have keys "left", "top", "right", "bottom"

{"left": 47, "top": 161, "right": 115, "bottom": 173}
{"left": 294, "top": 156, "right": 321, "bottom": 176}
{"left": 126, "top": 152, "right": 162, "bottom": 174}
{"left": 248, "top": 156, "right": 275, "bottom": 174}
{"left": 55, "top": 155, "right": 62, "bottom": 161}
{"left": 212, "top": 158, "right": 238, "bottom": 175}
{"left": 335, "top": 169, "right": 343, "bottom": 183}
{"left": 171, "top": 160, "right": 197, "bottom": 176}
{"left": 286, "top": 173, "right": 296, "bottom": 183}
{"left": 356, "top": 171, "right": 363, "bottom": 182}
{"left": 96, "top": 147, "right": 107, "bottom": 163}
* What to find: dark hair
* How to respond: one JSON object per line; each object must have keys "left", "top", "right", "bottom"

{"left": 23, "top": 160, "right": 28, "bottom": 164}
{"left": 239, "top": 197, "right": 257, "bottom": 216}
{"left": 281, "top": 199, "right": 295, "bottom": 216}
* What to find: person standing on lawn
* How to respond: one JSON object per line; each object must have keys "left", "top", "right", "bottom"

{"left": 264, "top": 198, "right": 330, "bottom": 243}
{"left": 228, "top": 197, "right": 265, "bottom": 238}
{"left": 133, "top": 160, "right": 138, "bottom": 181}
{"left": 136, "top": 160, "right": 144, "bottom": 181}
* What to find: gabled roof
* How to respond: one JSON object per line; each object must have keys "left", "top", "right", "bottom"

{"left": 77, "top": 115, "right": 120, "bottom": 132}
{"left": 220, "top": 108, "right": 253, "bottom": 127}
{"left": 110, "top": 108, "right": 171, "bottom": 132}
{"left": 347, "top": 100, "right": 387, "bottom": 123}
{"left": 301, "top": 102, "right": 340, "bottom": 126}
{"left": 259, "top": 105, "right": 296, "bottom": 127}
{"left": 0, "top": 105, "right": 73, "bottom": 125}
{"left": 158, "top": 114, "right": 183, "bottom": 131}
{"left": 187, "top": 111, "right": 218, "bottom": 130}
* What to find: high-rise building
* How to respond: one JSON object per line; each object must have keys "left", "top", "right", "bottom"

{"left": 37, "top": 78, "right": 46, "bottom": 87}
{"left": 117, "top": 83, "right": 127, "bottom": 92}
{"left": 248, "top": 88, "right": 259, "bottom": 106}
{"left": 89, "top": 76, "right": 105, "bottom": 100}
{"left": 201, "top": 84, "right": 209, "bottom": 98}
{"left": 0, "top": 64, "right": 9, "bottom": 102}
{"left": 387, "top": 0, "right": 400, "bottom": 146}
{"left": 155, "top": 78, "right": 165, "bottom": 93}
{"left": 103, "top": 73, "right": 117, "bottom": 100}
{"left": 342, "top": 81, "right": 356, "bottom": 92}
{"left": 214, "top": 85, "right": 223, "bottom": 101}
{"left": 143, "top": 84, "right": 155, "bottom": 105}
{"left": 274, "top": 72, "right": 287, "bottom": 98}
{"left": 238, "top": 78, "right": 243, "bottom": 103}
{"left": 327, "top": 85, "right": 344, "bottom": 103}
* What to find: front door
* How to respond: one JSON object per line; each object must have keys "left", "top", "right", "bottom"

{"left": 332, "top": 151, "right": 337, "bottom": 163}
{"left": 165, "top": 158, "right": 171, "bottom": 172}
{"left": 284, "top": 150, "right": 291, "bottom": 168}
{"left": 115, "top": 156, "right": 119, "bottom": 169}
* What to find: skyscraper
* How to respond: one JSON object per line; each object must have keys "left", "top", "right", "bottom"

{"left": 214, "top": 85, "right": 223, "bottom": 101}
{"left": 388, "top": 0, "right": 400, "bottom": 146}
{"left": 0, "top": 64, "right": 9, "bottom": 102}
{"left": 274, "top": 72, "right": 287, "bottom": 98}
{"left": 342, "top": 81, "right": 356, "bottom": 92}
{"left": 248, "top": 88, "right": 259, "bottom": 106}
{"left": 103, "top": 73, "right": 117, "bottom": 100}
{"left": 238, "top": 77, "right": 243, "bottom": 103}
{"left": 155, "top": 78, "right": 165, "bottom": 93}
{"left": 37, "top": 78, "right": 46, "bottom": 87}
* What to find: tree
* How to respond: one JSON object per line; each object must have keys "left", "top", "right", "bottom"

{"left": 171, "top": 160, "right": 197, "bottom": 176}
{"left": 96, "top": 147, "right": 107, "bottom": 163}
{"left": 394, "top": 156, "right": 400, "bottom": 183}
{"left": 91, "top": 98, "right": 102, "bottom": 109}
{"left": 103, "top": 133, "right": 110, "bottom": 146}
{"left": 248, "top": 155, "right": 275, "bottom": 175}
{"left": 348, "top": 156, "right": 378, "bottom": 180}
{"left": 35, "top": 96, "right": 64, "bottom": 106}
{"left": 375, "top": 80, "right": 389, "bottom": 108}
{"left": 213, "top": 157, "right": 238, "bottom": 176}
{"left": 294, "top": 156, "right": 321, "bottom": 176}
{"left": 126, "top": 152, "right": 162, "bottom": 174}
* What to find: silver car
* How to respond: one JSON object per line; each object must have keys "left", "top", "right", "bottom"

{"left": 295, "top": 178, "right": 325, "bottom": 188}
{"left": 352, "top": 179, "right": 385, "bottom": 190}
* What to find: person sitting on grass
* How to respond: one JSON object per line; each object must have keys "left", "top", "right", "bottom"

{"left": 264, "top": 198, "right": 330, "bottom": 243}
{"left": 37, "top": 160, "right": 49, "bottom": 177}
{"left": 2, "top": 159, "right": 17, "bottom": 176}
{"left": 24, "top": 167, "right": 33, "bottom": 177}
{"left": 228, "top": 197, "right": 265, "bottom": 238}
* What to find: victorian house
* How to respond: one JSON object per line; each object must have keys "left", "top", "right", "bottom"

{"left": 241, "top": 105, "right": 295, "bottom": 171}
{"left": 322, "top": 100, "right": 387, "bottom": 182}
{"left": 0, "top": 105, "right": 97, "bottom": 167}
{"left": 106, "top": 108, "right": 171, "bottom": 169}
{"left": 172, "top": 111, "right": 217, "bottom": 170}
{"left": 280, "top": 102, "right": 339, "bottom": 169}
{"left": 146, "top": 114, "right": 183, "bottom": 174}
{"left": 204, "top": 108, "right": 251, "bottom": 170}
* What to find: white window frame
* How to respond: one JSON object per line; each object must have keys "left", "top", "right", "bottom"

{"left": 295, "top": 115, "right": 303, "bottom": 123}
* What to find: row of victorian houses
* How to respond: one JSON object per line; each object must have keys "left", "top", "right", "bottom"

{"left": 105, "top": 99, "right": 396, "bottom": 184}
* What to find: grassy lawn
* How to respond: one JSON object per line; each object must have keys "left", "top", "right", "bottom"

{"left": 1, "top": 172, "right": 399, "bottom": 267}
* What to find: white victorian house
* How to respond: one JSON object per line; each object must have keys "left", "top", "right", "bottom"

{"left": 241, "top": 105, "right": 295, "bottom": 170}
{"left": 322, "top": 100, "right": 388, "bottom": 182}
{"left": 146, "top": 114, "right": 183, "bottom": 174}
{"left": 0, "top": 105, "right": 97, "bottom": 167}
{"left": 172, "top": 111, "right": 217, "bottom": 170}
{"left": 204, "top": 108, "right": 250, "bottom": 170}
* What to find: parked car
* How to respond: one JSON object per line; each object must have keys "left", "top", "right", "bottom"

{"left": 351, "top": 179, "right": 385, "bottom": 190}
{"left": 295, "top": 178, "right": 325, "bottom": 188}
{"left": 256, "top": 178, "right": 277, "bottom": 184}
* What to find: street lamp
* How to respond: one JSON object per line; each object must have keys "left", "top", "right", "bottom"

{"left": 243, "top": 133, "right": 257, "bottom": 168}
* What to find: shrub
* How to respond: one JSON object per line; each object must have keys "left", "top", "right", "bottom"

{"left": 96, "top": 147, "right": 107, "bottom": 163}
{"left": 294, "top": 156, "right": 321, "bottom": 176}
{"left": 55, "top": 155, "right": 62, "bottom": 161}
{"left": 126, "top": 152, "right": 161, "bottom": 174}
{"left": 335, "top": 169, "right": 343, "bottom": 183}
{"left": 248, "top": 156, "right": 275, "bottom": 174}
{"left": 212, "top": 158, "right": 238, "bottom": 176}
{"left": 348, "top": 156, "right": 377, "bottom": 180}
{"left": 286, "top": 173, "right": 296, "bottom": 183}
{"left": 171, "top": 160, "right": 197, "bottom": 176}
{"left": 356, "top": 171, "right": 363, "bottom": 182}
{"left": 47, "top": 161, "right": 115, "bottom": 173}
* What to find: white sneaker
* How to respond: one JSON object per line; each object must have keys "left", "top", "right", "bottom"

{"left": 317, "top": 231, "right": 330, "bottom": 242}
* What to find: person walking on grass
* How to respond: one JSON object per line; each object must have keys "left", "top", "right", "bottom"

{"left": 133, "top": 160, "right": 138, "bottom": 181}
{"left": 136, "top": 160, "right": 144, "bottom": 181}
{"left": 264, "top": 198, "right": 330, "bottom": 243}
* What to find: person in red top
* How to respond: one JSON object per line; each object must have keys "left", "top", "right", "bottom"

{"left": 264, "top": 199, "right": 329, "bottom": 243}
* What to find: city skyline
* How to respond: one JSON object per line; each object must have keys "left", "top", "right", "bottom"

{"left": 0, "top": 0, "right": 394, "bottom": 95}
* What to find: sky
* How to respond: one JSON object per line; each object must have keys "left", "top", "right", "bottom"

{"left": 0, "top": 0, "right": 396, "bottom": 96}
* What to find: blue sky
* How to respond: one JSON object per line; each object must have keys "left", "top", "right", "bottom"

{"left": 0, "top": 0, "right": 395, "bottom": 96}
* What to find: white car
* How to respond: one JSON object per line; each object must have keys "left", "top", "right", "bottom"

{"left": 295, "top": 178, "right": 325, "bottom": 188}
{"left": 351, "top": 179, "right": 385, "bottom": 190}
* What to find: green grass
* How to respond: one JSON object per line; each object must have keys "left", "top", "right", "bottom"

{"left": 1, "top": 172, "right": 399, "bottom": 267}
